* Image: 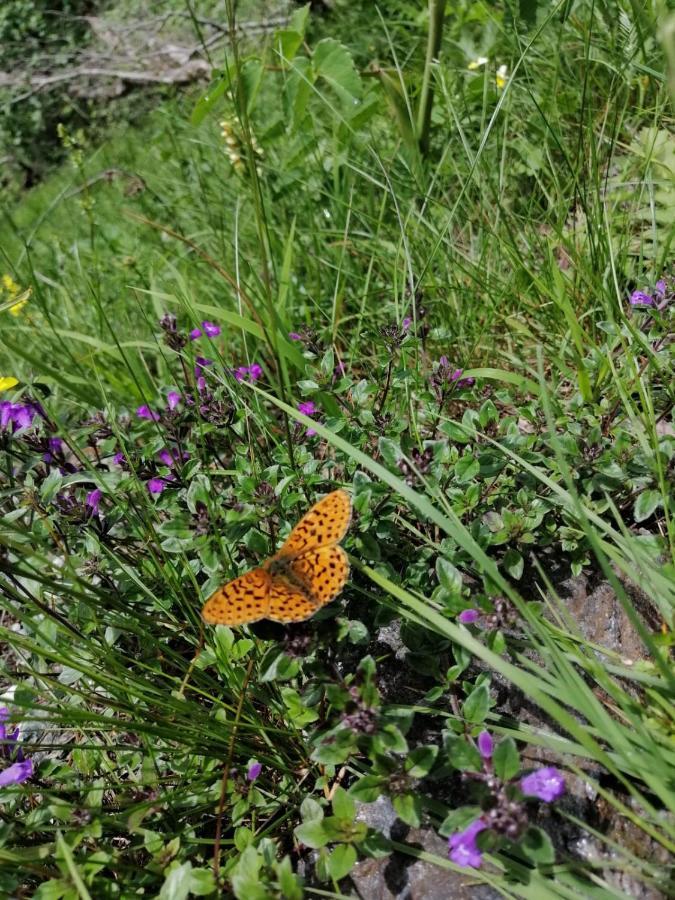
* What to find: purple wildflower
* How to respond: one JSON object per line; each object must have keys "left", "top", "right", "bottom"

{"left": 147, "top": 478, "right": 168, "bottom": 495}
{"left": 113, "top": 451, "right": 125, "bottom": 466}
{"left": 297, "top": 401, "right": 318, "bottom": 436}
{"left": 194, "top": 357, "right": 213, "bottom": 378}
{"left": 630, "top": 290, "right": 655, "bottom": 307}
{"left": 477, "top": 731, "right": 493, "bottom": 760}
{"left": 196, "top": 376, "right": 207, "bottom": 393}
{"left": 0, "top": 707, "right": 33, "bottom": 788}
{"left": 520, "top": 767, "right": 565, "bottom": 802}
{"left": 458, "top": 608, "right": 480, "bottom": 625}
{"left": 202, "top": 321, "right": 221, "bottom": 338}
{"left": 655, "top": 280, "right": 667, "bottom": 298}
{"left": 189, "top": 327, "right": 202, "bottom": 340}
{"left": 48, "top": 437, "right": 63, "bottom": 454}
{"left": 167, "top": 391, "right": 181, "bottom": 411}
{"left": 448, "top": 818, "right": 487, "bottom": 868}
{"left": 86, "top": 489, "right": 102, "bottom": 515}
{"left": 247, "top": 761, "right": 262, "bottom": 782}
{"left": 402, "top": 316, "right": 412, "bottom": 331}
{"left": 234, "top": 363, "right": 263, "bottom": 383}
{"left": 289, "top": 332, "right": 302, "bottom": 341}
{"left": 136, "top": 406, "right": 160, "bottom": 422}
{"left": 158, "top": 448, "right": 189, "bottom": 468}
{"left": 0, "top": 758, "right": 33, "bottom": 787}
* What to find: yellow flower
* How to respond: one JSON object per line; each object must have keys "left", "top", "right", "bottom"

{"left": 496, "top": 65, "right": 508, "bottom": 90}
{"left": 7, "top": 288, "right": 31, "bottom": 316}
{"left": 0, "top": 377, "right": 19, "bottom": 392}
{"left": 467, "top": 56, "right": 488, "bottom": 71}
{"left": 2, "top": 274, "right": 20, "bottom": 297}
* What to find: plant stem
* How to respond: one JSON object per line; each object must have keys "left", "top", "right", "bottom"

{"left": 417, "top": 0, "right": 447, "bottom": 157}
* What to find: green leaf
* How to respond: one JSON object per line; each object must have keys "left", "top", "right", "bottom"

{"left": 191, "top": 70, "right": 230, "bottom": 127}
{"left": 159, "top": 862, "right": 192, "bottom": 900}
{"left": 444, "top": 734, "right": 481, "bottom": 771}
{"left": 275, "top": 855, "right": 303, "bottom": 900}
{"left": 327, "top": 843, "right": 357, "bottom": 881}
{"left": 519, "top": 826, "right": 555, "bottom": 865}
{"left": 493, "top": 737, "right": 520, "bottom": 781}
{"left": 294, "top": 820, "right": 330, "bottom": 849}
{"left": 378, "top": 437, "right": 401, "bottom": 467}
{"left": 436, "top": 558, "right": 463, "bottom": 596}
{"left": 462, "top": 683, "right": 490, "bottom": 724}
{"left": 332, "top": 786, "right": 356, "bottom": 820}
{"left": 405, "top": 745, "right": 439, "bottom": 778}
{"left": 349, "top": 775, "right": 387, "bottom": 802}
{"left": 634, "top": 490, "right": 662, "bottom": 523}
{"left": 275, "top": 30, "right": 304, "bottom": 61}
{"left": 392, "top": 793, "right": 422, "bottom": 827}
{"left": 502, "top": 549, "right": 524, "bottom": 580}
{"left": 313, "top": 39, "right": 362, "bottom": 109}
{"left": 300, "top": 796, "right": 324, "bottom": 822}
{"left": 454, "top": 455, "right": 480, "bottom": 483}
{"left": 239, "top": 58, "right": 264, "bottom": 115}
{"left": 188, "top": 868, "right": 216, "bottom": 897}
{"left": 289, "top": 3, "right": 311, "bottom": 36}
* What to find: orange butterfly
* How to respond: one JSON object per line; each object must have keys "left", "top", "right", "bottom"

{"left": 202, "top": 490, "right": 352, "bottom": 626}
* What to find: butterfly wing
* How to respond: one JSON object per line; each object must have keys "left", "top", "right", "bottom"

{"left": 274, "top": 490, "right": 352, "bottom": 559}
{"left": 267, "top": 575, "right": 319, "bottom": 623}
{"left": 289, "top": 545, "right": 349, "bottom": 607}
{"left": 201, "top": 567, "right": 271, "bottom": 626}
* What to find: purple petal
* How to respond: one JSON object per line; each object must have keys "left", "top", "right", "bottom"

{"left": 289, "top": 332, "right": 302, "bottom": 341}
{"left": 113, "top": 451, "right": 125, "bottom": 465}
{"left": 477, "top": 731, "right": 493, "bottom": 759}
{"left": 655, "top": 279, "right": 666, "bottom": 298}
{"left": 402, "top": 317, "right": 412, "bottom": 331}
{"left": 234, "top": 367, "right": 247, "bottom": 382}
{"left": 0, "top": 402, "right": 12, "bottom": 430}
{"left": 48, "top": 437, "right": 63, "bottom": 454}
{"left": 247, "top": 762, "right": 262, "bottom": 781}
{"left": 520, "top": 766, "right": 565, "bottom": 802}
{"left": 439, "top": 356, "right": 449, "bottom": 367}
{"left": 305, "top": 426, "right": 317, "bottom": 437}
{"left": 297, "top": 401, "right": 316, "bottom": 417}
{"left": 248, "top": 363, "right": 263, "bottom": 382}
{"left": 86, "top": 489, "right": 102, "bottom": 514}
{"left": 12, "top": 406, "right": 34, "bottom": 429}
{"left": 629, "top": 290, "right": 655, "bottom": 307}
{"left": 158, "top": 449, "right": 174, "bottom": 467}
{"left": 196, "top": 357, "right": 213, "bottom": 368}
{"left": 167, "top": 391, "right": 181, "bottom": 411}
{"left": 189, "top": 327, "right": 203, "bottom": 340}
{"left": 0, "top": 758, "right": 33, "bottom": 787}
{"left": 201, "top": 321, "right": 221, "bottom": 338}
{"left": 136, "top": 406, "right": 159, "bottom": 421}
{"left": 196, "top": 376, "right": 207, "bottom": 393}
{"left": 448, "top": 819, "right": 487, "bottom": 868}
{"left": 147, "top": 478, "right": 167, "bottom": 495}
{"left": 458, "top": 608, "right": 480, "bottom": 624}
{"left": 451, "top": 368, "right": 464, "bottom": 381}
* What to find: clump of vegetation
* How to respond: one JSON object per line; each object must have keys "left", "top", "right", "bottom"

{"left": 0, "top": 1, "right": 673, "bottom": 897}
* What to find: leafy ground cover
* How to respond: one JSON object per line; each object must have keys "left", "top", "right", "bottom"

{"left": 0, "top": 1, "right": 673, "bottom": 897}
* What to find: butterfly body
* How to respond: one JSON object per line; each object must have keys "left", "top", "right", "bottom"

{"left": 201, "top": 490, "right": 352, "bottom": 626}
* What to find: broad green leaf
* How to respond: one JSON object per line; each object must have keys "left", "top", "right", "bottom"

{"left": 313, "top": 39, "right": 362, "bottom": 109}
{"left": 392, "top": 793, "right": 422, "bottom": 827}
{"left": 634, "top": 490, "right": 662, "bottom": 523}
{"left": 327, "top": 844, "right": 357, "bottom": 881}
{"left": 405, "top": 745, "right": 439, "bottom": 777}
{"left": 519, "top": 826, "right": 556, "bottom": 865}
{"left": 294, "top": 820, "right": 330, "bottom": 849}
{"left": 493, "top": 737, "right": 520, "bottom": 781}
{"left": 331, "top": 786, "right": 355, "bottom": 820}
{"left": 462, "top": 683, "right": 490, "bottom": 724}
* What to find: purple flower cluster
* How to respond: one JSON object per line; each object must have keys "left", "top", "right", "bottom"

{"left": 0, "top": 402, "right": 37, "bottom": 431}
{"left": 629, "top": 275, "right": 672, "bottom": 309}
{"left": 447, "top": 730, "right": 565, "bottom": 869}
{"left": 234, "top": 363, "right": 263, "bottom": 383}
{"left": 0, "top": 707, "right": 33, "bottom": 788}
{"left": 297, "top": 400, "right": 319, "bottom": 437}
{"left": 190, "top": 321, "right": 221, "bottom": 340}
